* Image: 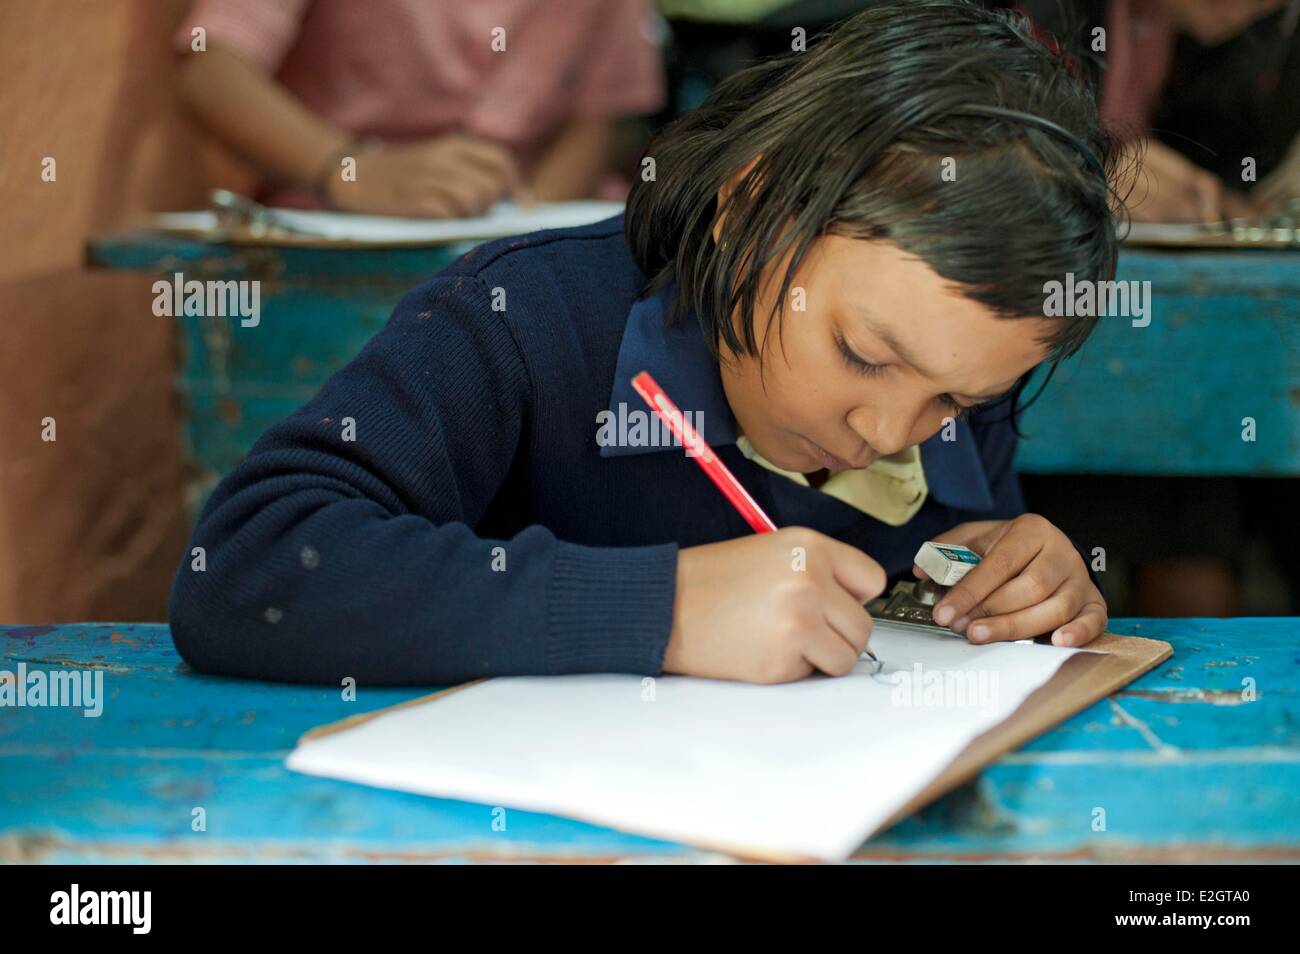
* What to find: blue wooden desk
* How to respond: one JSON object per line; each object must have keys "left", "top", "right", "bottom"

{"left": 86, "top": 231, "right": 1300, "bottom": 512}
{"left": 2, "top": 619, "right": 1296, "bottom": 863}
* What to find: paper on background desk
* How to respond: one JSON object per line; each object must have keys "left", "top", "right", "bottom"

{"left": 150, "top": 200, "right": 625, "bottom": 245}
{"left": 287, "top": 624, "right": 1090, "bottom": 861}
{"left": 1122, "top": 222, "right": 1214, "bottom": 245}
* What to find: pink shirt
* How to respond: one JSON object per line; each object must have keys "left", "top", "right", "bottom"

{"left": 1098, "top": 0, "right": 1175, "bottom": 141}
{"left": 175, "top": 0, "right": 666, "bottom": 201}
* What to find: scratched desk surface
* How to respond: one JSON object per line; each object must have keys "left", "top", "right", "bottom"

{"left": 1, "top": 620, "right": 1296, "bottom": 863}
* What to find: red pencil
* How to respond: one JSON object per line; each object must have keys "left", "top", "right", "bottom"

{"left": 632, "top": 371, "right": 883, "bottom": 671}
{"left": 631, "top": 370, "right": 779, "bottom": 534}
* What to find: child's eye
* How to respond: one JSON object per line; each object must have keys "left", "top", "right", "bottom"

{"left": 833, "top": 330, "right": 884, "bottom": 376}
{"left": 835, "top": 329, "right": 983, "bottom": 420}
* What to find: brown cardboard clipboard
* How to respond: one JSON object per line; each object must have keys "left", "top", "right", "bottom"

{"left": 299, "top": 679, "right": 484, "bottom": 743}
{"left": 876, "top": 629, "right": 1172, "bottom": 832}
{"left": 292, "top": 630, "right": 1172, "bottom": 860}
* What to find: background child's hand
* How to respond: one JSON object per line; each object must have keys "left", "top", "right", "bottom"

{"left": 915, "top": 515, "right": 1107, "bottom": 648}
{"left": 1254, "top": 132, "right": 1300, "bottom": 212}
{"left": 664, "top": 527, "right": 886, "bottom": 683}
{"left": 325, "top": 133, "right": 524, "bottom": 218}
{"left": 1125, "top": 139, "right": 1236, "bottom": 224}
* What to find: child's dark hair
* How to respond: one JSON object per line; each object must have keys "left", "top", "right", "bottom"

{"left": 625, "top": 0, "right": 1128, "bottom": 424}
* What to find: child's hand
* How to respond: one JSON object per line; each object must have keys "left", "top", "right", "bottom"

{"left": 915, "top": 515, "right": 1107, "bottom": 648}
{"left": 1125, "top": 139, "right": 1227, "bottom": 224}
{"left": 325, "top": 134, "right": 522, "bottom": 218}
{"left": 1255, "top": 132, "right": 1300, "bottom": 212}
{"left": 664, "top": 528, "right": 886, "bottom": 683}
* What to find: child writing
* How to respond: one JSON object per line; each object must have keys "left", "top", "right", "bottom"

{"left": 170, "top": 0, "right": 1118, "bottom": 686}
{"left": 1011, "top": 0, "right": 1295, "bottom": 222}
{"left": 173, "top": 0, "right": 665, "bottom": 214}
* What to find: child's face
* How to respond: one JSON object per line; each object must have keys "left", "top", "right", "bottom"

{"left": 717, "top": 233, "right": 1057, "bottom": 475}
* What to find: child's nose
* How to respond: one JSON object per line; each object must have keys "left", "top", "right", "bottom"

{"left": 846, "top": 405, "right": 916, "bottom": 459}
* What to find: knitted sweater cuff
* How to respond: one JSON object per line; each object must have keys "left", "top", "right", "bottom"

{"left": 547, "top": 540, "right": 679, "bottom": 675}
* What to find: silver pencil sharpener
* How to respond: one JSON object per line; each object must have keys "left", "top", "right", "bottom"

{"left": 865, "top": 579, "right": 956, "bottom": 636}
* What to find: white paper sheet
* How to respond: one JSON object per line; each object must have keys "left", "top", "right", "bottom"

{"left": 287, "top": 625, "right": 1090, "bottom": 861}
{"left": 1122, "top": 222, "right": 1213, "bottom": 245}
{"left": 150, "top": 200, "right": 625, "bottom": 244}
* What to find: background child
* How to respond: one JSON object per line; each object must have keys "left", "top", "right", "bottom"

{"left": 1008, "top": 0, "right": 1298, "bottom": 221}
{"left": 1003, "top": 0, "right": 1300, "bottom": 616}
{"left": 173, "top": 0, "right": 667, "bottom": 215}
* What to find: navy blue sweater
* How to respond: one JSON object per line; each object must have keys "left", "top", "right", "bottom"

{"left": 169, "top": 214, "right": 1029, "bottom": 686}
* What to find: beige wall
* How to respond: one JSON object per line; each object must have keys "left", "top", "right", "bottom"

{"left": 0, "top": 1, "right": 250, "bottom": 621}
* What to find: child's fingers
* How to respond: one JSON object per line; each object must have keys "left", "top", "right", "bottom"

{"left": 440, "top": 163, "right": 512, "bottom": 206}
{"left": 1194, "top": 176, "right": 1224, "bottom": 224}
{"left": 963, "top": 587, "right": 1080, "bottom": 644}
{"left": 948, "top": 552, "right": 1068, "bottom": 627}
{"left": 822, "top": 536, "right": 887, "bottom": 603}
{"left": 452, "top": 138, "right": 524, "bottom": 193}
{"left": 413, "top": 161, "right": 514, "bottom": 211}
{"left": 401, "top": 182, "right": 468, "bottom": 218}
{"left": 823, "top": 582, "right": 875, "bottom": 655}
{"left": 801, "top": 620, "right": 866, "bottom": 677}
{"left": 413, "top": 182, "right": 475, "bottom": 218}
{"left": 932, "top": 530, "right": 1042, "bottom": 628}
{"left": 1050, "top": 600, "right": 1108, "bottom": 647}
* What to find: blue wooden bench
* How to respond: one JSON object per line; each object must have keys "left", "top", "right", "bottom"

{"left": 2, "top": 619, "right": 1296, "bottom": 862}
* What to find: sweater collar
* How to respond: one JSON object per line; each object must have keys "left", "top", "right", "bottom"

{"left": 601, "top": 282, "right": 996, "bottom": 513}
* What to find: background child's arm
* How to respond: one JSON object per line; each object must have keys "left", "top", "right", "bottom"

{"left": 178, "top": 43, "right": 349, "bottom": 196}
{"left": 528, "top": 118, "right": 613, "bottom": 201}
{"left": 177, "top": 43, "right": 522, "bottom": 216}
{"left": 168, "top": 276, "right": 678, "bottom": 685}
